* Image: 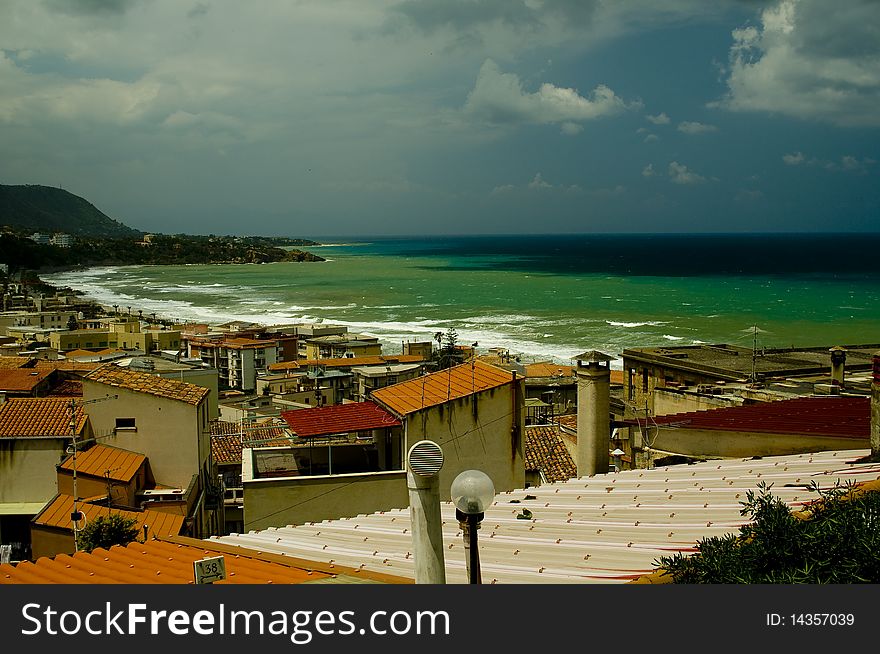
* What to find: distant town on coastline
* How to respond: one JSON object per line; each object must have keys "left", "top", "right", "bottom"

{"left": 0, "top": 182, "right": 879, "bottom": 586}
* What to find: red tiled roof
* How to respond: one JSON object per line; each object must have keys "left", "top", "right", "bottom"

{"left": 372, "top": 360, "right": 515, "bottom": 416}
{"left": 48, "top": 379, "right": 83, "bottom": 397}
{"left": 524, "top": 426, "right": 577, "bottom": 482}
{"left": 280, "top": 402, "right": 400, "bottom": 438}
{"left": 630, "top": 396, "right": 869, "bottom": 439}
{"left": 210, "top": 420, "right": 291, "bottom": 464}
{"left": 0, "top": 398, "right": 86, "bottom": 437}
{"left": 0, "top": 356, "right": 35, "bottom": 369}
{"left": 59, "top": 444, "right": 145, "bottom": 482}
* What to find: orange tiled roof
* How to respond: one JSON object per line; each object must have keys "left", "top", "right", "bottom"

{"left": 0, "top": 537, "right": 385, "bottom": 584}
{"left": 372, "top": 360, "right": 515, "bottom": 416}
{"left": 0, "top": 356, "right": 35, "bottom": 369}
{"left": 525, "top": 363, "right": 575, "bottom": 378}
{"left": 33, "top": 360, "right": 103, "bottom": 372}
{"left": 210, "top": 420, "right": 291, "bottom": 464}
{"left": 0, "top": 367, "right": 53, "bottom": 392}
{"left": 556, "top": 414, "right": 578, "bottom": 432}
{"left": 33, "top": 494, "right": 184, "bottom": 538}
{"left": 524, "top": 426, "right": 577, "bottom": 483}
{"left": 0, "top": 398, "right": 86, "bottom": 437}
{"left": 59, "top": 444, "right": 145, "bottom": 482}
{"left": 222, "top": 337, "right": 277, "bottom": 349}
{"left": 84, "top": 364, "right": 209, "bottom": 405}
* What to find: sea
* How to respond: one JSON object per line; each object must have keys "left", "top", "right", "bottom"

{"left": 41, "top": 233, "right": 880, "bottom": 367}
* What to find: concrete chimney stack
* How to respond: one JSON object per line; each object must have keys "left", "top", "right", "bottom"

{"left": 575, "top": 350, "right": 614, "bottom": 477}
{"left": 829, "top": 346, "right": 847, "bottom": 389}
{"left": 406, "top": 440, "right": 446, "bottom": 584}
{"left": 871, "top": 352, "right": 880, "bottom": 462}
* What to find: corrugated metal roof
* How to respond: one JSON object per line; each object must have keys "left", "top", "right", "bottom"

{"left": 280, "top": 402, "right": 400, "bottom": 438}
{"left": 631, "top": 396, "right": 869, "bottom": 438}
{"left": 58, "top": 444, "right": 145, "bottom": 482}
{"left": 524, "top": 426, "right": 577, "bottom": 483}
{"left": 0, "top": 398, "right": 86, "bottom": 438}
{"left": 214, "top": 449, "right": 880, "bottom": 584}
{"left": 372, "top": 360, "right": 514, "bottom": 416}
{"left": 34, "top": 494, "right": 184, "bottom": 538}
{"left": 0, "top": 537, "right": 336, "bottom": 584}
{"left": 84, "top": 363, "right": 209, "bottom": 405}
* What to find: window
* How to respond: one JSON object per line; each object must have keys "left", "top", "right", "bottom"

{"left": 641, "top": 369, "right": 649, "bottom": 392}
{"left": 115, "top": 417, "right": 136, "bottom": 430}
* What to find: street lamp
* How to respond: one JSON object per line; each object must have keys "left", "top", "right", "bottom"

{"left": 450, "top": 469, "right": 495, "bottom": 584}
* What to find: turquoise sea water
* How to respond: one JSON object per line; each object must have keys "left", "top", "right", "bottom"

{"left": 42, "top": 234, "right": 880, "bottom": 364}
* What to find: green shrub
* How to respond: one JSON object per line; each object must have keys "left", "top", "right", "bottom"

{"left": 76, "top": 513, "right": 140, "bottom": 554}
{"left": 655, "top": 481, "right": 880, "bottom": 583}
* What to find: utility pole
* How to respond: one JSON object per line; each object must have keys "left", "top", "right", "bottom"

{"left": 68, "top": 394, "right": 118, "bottom": 551}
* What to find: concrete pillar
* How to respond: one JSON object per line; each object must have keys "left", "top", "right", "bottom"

{"left": 830, "top": 346, "right": 847, "bottom": 388}
{"left": 406, "top": 440, "right": 446, "bottom": 584}
{"left": 871, "top": 353, "right": 880, "bottom": 461}
{"left": 575, "top": 351, "right": 613, "bottom": 477}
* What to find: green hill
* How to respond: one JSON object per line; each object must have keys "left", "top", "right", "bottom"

{"left": 0, "top": 184, "right": 141, "bottom": 237}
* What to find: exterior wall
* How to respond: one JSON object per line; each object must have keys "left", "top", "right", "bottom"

{"left": 243, "top": 467, "right": 407, "bottom": 530}
{"left": 652, "top": 388, "right": 744, "bottom": 416}
{"left": 623, "top": 357, "right": 725, "bottom": 418}
{"left": 0, "top": 438, "right": 68, "bottom": 504}
{"left": 30, "top": 526, "right": 74, "bottom": 561}
{"left": 57, "top": 470, "right": 142, "bottom": 508}
{"left": 82, "top": 381, "right": 208, "bottom": 489}
{"left": 49, "top": 330, "right": 114, "bottom": 351}
{"left": 648, "top": 427, "right": 866, "bottom": 459}
{"left": 402, "top": 382, "right": 525, "bottom": 501}
{"left": 157, "top": 368, "right": 219, "bottom": 420}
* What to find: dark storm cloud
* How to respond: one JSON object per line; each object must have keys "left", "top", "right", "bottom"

{"left": 389, "top": 0, "right": 599, "bottom": 33}
{"left": 43, "top": 0, "right": 141, "bottom": 15}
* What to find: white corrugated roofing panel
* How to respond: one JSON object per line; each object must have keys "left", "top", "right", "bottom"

{"left": 214, "top": 449, "right": 879, "bottom": 584}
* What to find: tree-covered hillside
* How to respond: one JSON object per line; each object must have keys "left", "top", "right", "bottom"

{"left": 0, "top": 184, "right": 141, "bottom": 237}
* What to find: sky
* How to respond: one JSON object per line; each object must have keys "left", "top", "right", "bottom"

{"left": 0, "top": 0, "right": 878, "bottom": 237}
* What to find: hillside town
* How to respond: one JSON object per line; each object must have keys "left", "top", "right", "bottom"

{"left": 0, "top": 272, "right": 878, "bottom": 583}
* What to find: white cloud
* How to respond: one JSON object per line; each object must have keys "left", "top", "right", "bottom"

{"left": 464, "top": 59, "right": 638, "bottom": 127}
{"left": 646, "top": 112, "right": 670, "bottom": 124}
{"left": 528, "top": 172, "right": 554, "bottom": 189}
{"left": 677, "top": 121, "right": 717, "bottom": 134}
{"left": 560, "top": 121, "right": 583, "bottom": 135}
{"left": 644, "top": 133, "right": 659, "bottom": 143}
{"left": 668, "top": 161, "right": 707, "bottom": 184}
{"left": 782, "top": 151, "right": 806, "bottom": 165}
{"left": 490, "top": 172, "right": 582, "bottom": 195}
{"left": 642, "top": 163, "right": 656, "bottom": 177}
{"left": 782, "top": 151, "right": 875, "bottom": 172}
{"left": 716, "top": 0, "right": 880, "bottom": 126}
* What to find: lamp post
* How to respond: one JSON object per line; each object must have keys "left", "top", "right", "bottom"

{"left": 450, "top": 469, "right": 495, "bottom": 584}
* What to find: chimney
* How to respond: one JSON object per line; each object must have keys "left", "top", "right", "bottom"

{"left": 574, "top": 350, "right": 614, "bottom": 477}
{"left": 406, "top": 440, "right": 446, "bottom": 584}
{"left": 829, "top": 346, "right": 847, "bottom": 388}
{"left": 871, "top": 352, "right": 880, "bottom": 461}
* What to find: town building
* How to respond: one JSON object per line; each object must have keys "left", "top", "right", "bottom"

{"left": 187, "top": 336, "right": 278, "bottom": 392}
{"left": 81, "top": 365, "right": 220, "bottom": 538}
{"left": 0, "top": 398, "right": 89, "bottom": 561}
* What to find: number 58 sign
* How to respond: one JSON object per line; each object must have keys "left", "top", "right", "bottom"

{"left": 193, "top": 555, "right": 227, "bottom": 584}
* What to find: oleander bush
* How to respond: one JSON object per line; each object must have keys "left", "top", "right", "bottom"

{"left": 655, "top": 481, "right": 880, "bottom": 583}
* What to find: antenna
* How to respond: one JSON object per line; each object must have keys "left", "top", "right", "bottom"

{"left": 68, "top": 393, "right": 118, "bottom": 551}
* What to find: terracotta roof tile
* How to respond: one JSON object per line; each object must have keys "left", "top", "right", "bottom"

{"left": 0, "top": 356, "right": 35, "bottom": 369}
{"left": 526, "top": 363, "right": 575, "bottom": 379}
{"left": 0, "top": 537, "right": 347, "bottom": 584}
{"left": 59, "top": 444, "right": 145, "bottom": 482}
{"left": 84, "top": 364, "right": 209, "bottom": 405}
{"left": 0, "top": 368, "right": 53, "bottom": 392}
{"left": 280, "top": 402, "right": 400, "bottom": 438}
{"left": 33, "top": 494, "right": 184, "bottom": 538}
{"left": 372, "top": 360, "right": 515, "bottom": 416}
{"left": 524, "top": 426, "right": 577, "bottom": 483}
{"left": 210, "top": 421, "right": 292, "bottom": 464}
{"left": 47, "top": 379, "right": 83, "bottom": 397}
{"left": 0, "top": 398, "right": 86, "bottom": 437}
